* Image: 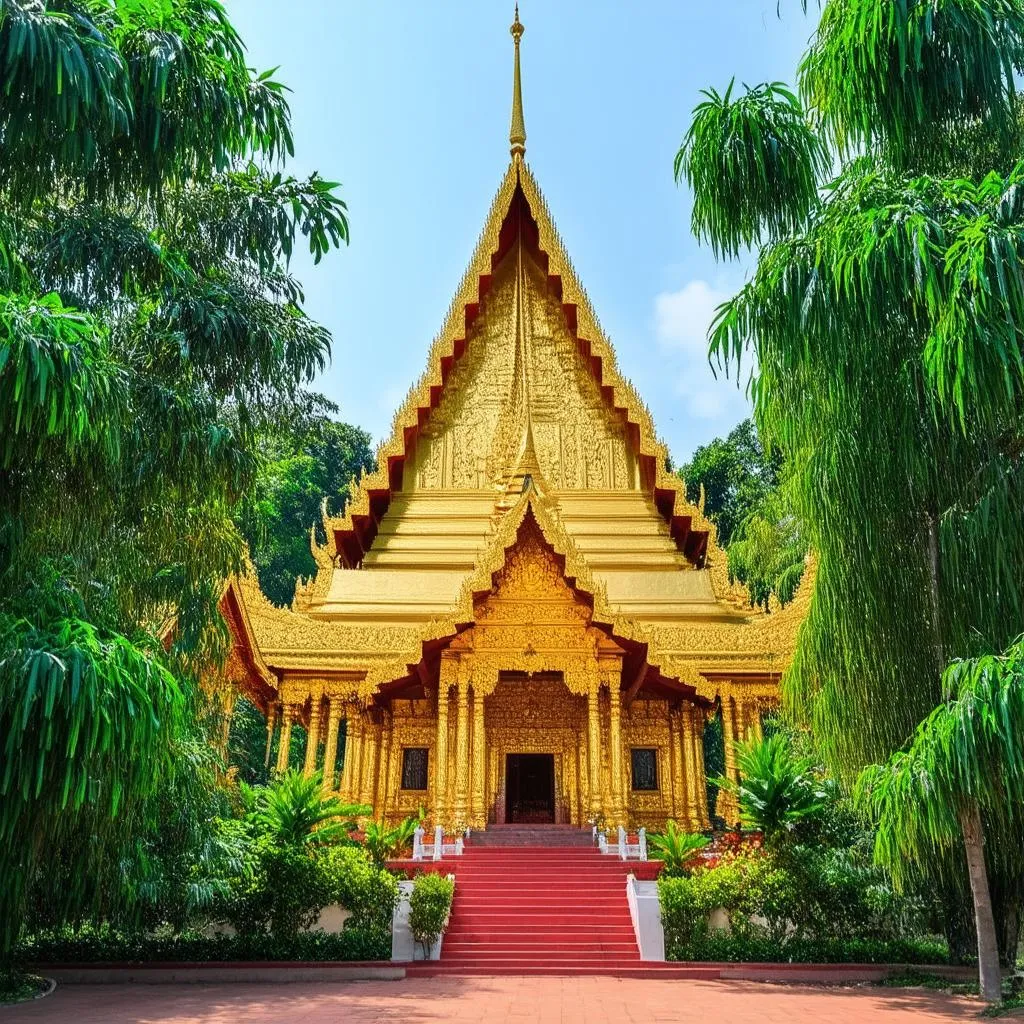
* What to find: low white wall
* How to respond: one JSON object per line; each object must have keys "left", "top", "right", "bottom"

{"left": 625, "top": 875, "right": 665, "bottom": 962}
{"left": 203, "top": 904, "right": 352, "bottom": 940}
{"left": 390, "top": 880, "right": 446, "bottom": 962}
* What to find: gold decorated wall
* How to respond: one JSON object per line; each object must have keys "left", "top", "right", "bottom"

{"left": 406, "top": 246, "right": 637, "bottom": 494}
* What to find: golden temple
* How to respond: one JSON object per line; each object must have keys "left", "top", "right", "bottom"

{"left": 222, "top": 9, "right": 808, "bottom": 832}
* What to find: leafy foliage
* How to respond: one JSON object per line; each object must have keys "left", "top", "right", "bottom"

{"left": 675, "top": 80, "right": 829, "bottom": 259}
{"left": 362, "top": 816, "right": 421, "bottom": 868}
{"left": 679, "top": 419, "right": 780, "bottom": 546}
{"left": 16, "top": 925, "right": 390, "bottom": 964}
{"left": 234, "top": 399, "right": 374, "bottom": 607}
{"left": 244, "top": 770, "right": 367, "bottom": 848}
{"left": 408, "top": 872, "right": 454, "bottom": 957}
{"left": 856, "top": 637, "right": 1024, "bottom": 886}
{"left": 647, "top": 821, "right": 710, "bottom": 878}
{"left": 0, "top": 0, "right": 349, "bottom": 955}
{"left": 677, "top": 0, "right": 1024, "bottom": 984}
{"left": 680, "top": 420, "right": 806, "bottom": 608}
{"left": 319, "top": 846, "right": 400, "bottom": 931}
{"left": 718, "top": 733, "right": 829, "bottom": 841}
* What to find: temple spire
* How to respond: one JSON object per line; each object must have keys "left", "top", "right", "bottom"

{"left": 509, "top": 5, "right": 526, "bottom": 160}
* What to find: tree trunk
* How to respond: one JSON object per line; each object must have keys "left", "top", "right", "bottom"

{"left": 959, "top": 799, "right": 1002, "bottom": 1003}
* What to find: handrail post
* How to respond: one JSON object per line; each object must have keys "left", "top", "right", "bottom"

{"left": 412, "top": 826, "right": 424, "bottom": 861}
{"left": 433, "top": 824, "right": 444, "bottom": 861}
{"left": 618, "top": 825, "right": 627, "bottom": 860}
{"left": 639, "top": 827, "right": 647, "bottom": 861}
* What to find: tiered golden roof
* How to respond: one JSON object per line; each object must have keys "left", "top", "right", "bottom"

{"left": 221, "top": 8, "right": 810, "bottom": 830}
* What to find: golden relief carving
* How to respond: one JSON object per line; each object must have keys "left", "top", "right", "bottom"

{"left": 409, "top": 235, "right": 636, "bottom": 494}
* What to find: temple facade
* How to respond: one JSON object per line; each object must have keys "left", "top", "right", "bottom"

{"left": 222, "top": 10, "right": 808, "bottom": 833}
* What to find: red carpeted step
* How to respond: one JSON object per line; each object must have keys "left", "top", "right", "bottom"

{"left": 434, "top": 836, "right": 652, "bottom": 975}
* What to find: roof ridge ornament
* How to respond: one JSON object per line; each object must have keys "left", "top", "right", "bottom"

{"left": 509, "top": 4, "right": 526, "bottom": 160}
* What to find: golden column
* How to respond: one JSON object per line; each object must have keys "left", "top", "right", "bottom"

{"left": 359, "top": 713, "right": 379, "bottom": 809}
{"left": 577, "top": 725, "right": 590, "bottom": 823}
{"left": 587, "top": 681, "right": 602, "bottom": 820}
{"left": 607, "top": 677, "right": 625, "bottom": 826}
{"left": 453, "top": 677, "right": 471, "bottom": 826}
{"left": 688, "top": 706, "right": 711, "bottom": 830}
{"left": 377, "top": 710, "right": 393, "bottom": 815}
{"left": 718, "top": 696, "right": 741, "bottom": 826}
{"left": 344, "top": 711, "right": 364, "bottom": 805}
{"left": 275, "top": 703, "right": 295, "bottom": 774}
{"left": 321, "top": 697, "right": 343, "bottom": 793}
{"left": 303, "top": 697, "right": 322, "bottom": 778}
{"left": 471, "top": 685, "right": 486, "bottom": 828}
{"left": 668, "top": 708, "right": 687, "bottom": 825}
{"left": 434, "top": 681, "right": 451, "bottom": 825}
{"left": 677, "top": 705, "right": 696, "bottom": 829}
{"left": 263, "top": 701, "right": 277, "bottom": 768}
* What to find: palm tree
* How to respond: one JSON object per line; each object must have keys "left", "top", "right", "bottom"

{"left": 717, "top": 734, "right": 828, "bottom": 841}
{"left": 856, "top": 640, "right": 1024, "bottom": 1003}
{"left": 247, "top": 771, "right": 369, "bottom": 848}
{"left": 647, "top": 821, "right": 710, "bottom": 877}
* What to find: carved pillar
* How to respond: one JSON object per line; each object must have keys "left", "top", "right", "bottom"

{"left": 346, "top": 712, "right": 364, "bottom": 805}
{"left": 471, "top": 686, "right": 486, "bottom": 829}
{"left": 434, "top": 678, "right": 451, "bottom": 825}
{"left": 747, "top": 701, "right": 764, "bottom": 743}
{"left": 587, "top": 682, "right": 602, "bottom": 820}
{"left": 453, "top": 677, "right": 471, "bottom": 826}
{"left": 359, "top": 713, "right": 380, "bottom": 810}
{"left": 275, "top": 703, "right": 295, "bottom": 774}
{"left": 718, "top": 696, "right": 742, "bottom": 826}
{"left": 263, "top": 701, "right": 277, "bottom": 768}
{"left": 677, "top": 705, "right": 695, "bottom": 828}
{"left": 577, "top": 724, "right": 590, "bottom": 822}
{"left": 322, "top": 697, "right": 343, "bottom": 793}
{"left": 303, "top": 697, "right": 323, "bottom": 778}
{"left": 607, "top": 677, "right": 625, "bottom": 827}
{"left": 688, "top": 706, "right": 711, "bottom": 830}
{"left": 668, "top": 707, "right": 687, "bottom": 825}
{"left": 377, "top": 709, "right": 393, "bottom": 818}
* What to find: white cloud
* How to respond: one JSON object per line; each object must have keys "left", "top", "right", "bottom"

{"left": 653, "top": 278, "right": 751, "bottom": 423}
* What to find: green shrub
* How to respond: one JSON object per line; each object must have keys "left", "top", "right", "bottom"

{"left": 221, "top": 836, "right": 332, "bottom": 937}
{"left": 669, "top": 933, "right": 949, "bottom": 964}
{"left": 362, "top": 816, "right": 420, "bottom": 867}
{"left": 16, "top": 924, "right": 390, "bottom": 964}
{"left": 320, "top": 847, "right": 400, "bottom": 930}
{"left": 408, "top": 873, "right": 454, "bottom": 957}
{"left": 647, "top": 821, "right": 710, "bottom": 877}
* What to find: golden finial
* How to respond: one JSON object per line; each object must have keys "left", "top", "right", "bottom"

{"left": 509, "top": 4, "right": 526, "bottom": 159}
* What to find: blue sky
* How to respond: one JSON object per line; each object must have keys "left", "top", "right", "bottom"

{"left": 229, "top": 2, "right": 813, "bottom": 463}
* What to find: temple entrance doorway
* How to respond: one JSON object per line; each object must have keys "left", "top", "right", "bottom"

{"left": 505, "top": 753, "right": 555, "bottom": 823}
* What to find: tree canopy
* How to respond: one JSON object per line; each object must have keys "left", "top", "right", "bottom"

{"left": 676, "top": 0, "right": 1024, "bottom": 989}
{"left": 234, "top": 396, "right": 374, "bottom": 608}
{"left": 679, "top": 419, "right": 805, "bottom": 609}
{"left": 0, "top": 0, "right": 348, "bottom": 954}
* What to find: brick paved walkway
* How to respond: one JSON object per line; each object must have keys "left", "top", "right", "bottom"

{"left": 3, "top": 977, "right": 978, "bottom": 1022}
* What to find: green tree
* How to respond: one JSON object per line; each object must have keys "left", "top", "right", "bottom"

{"left": 0, "top": 0, "right": 347, "bottom": 955}
{"left": 676, "top": 0, "right": 1024, "bottom": 992}
{"left": 680, "top": 419, "right": 805, "bottom": 608}
{"left": 679, "top": 419, "right": 778, "bottom": 545}
{"left": 235, "top": 396, "right": 374, "bottom": 607}
{"left": 857, "top": 639, "right": 1024, "bottom": 1003}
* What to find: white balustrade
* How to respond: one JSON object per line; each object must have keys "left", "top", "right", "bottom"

{"left": 411, "top": 823, "right": 464, "bottom": 861}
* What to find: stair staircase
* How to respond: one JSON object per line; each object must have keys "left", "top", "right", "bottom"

{"left": 405, "top": 827, "right": 714, "bottom": 977}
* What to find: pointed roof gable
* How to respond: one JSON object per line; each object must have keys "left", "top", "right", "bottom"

{"left": 321, "top": 159, "right": 723, "bottom": 581}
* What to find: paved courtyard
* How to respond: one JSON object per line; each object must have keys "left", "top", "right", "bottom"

{"left": 4, "top": 976, "right": 977, "bottom": 1023}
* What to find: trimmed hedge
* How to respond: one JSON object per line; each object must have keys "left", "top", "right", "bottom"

{"left": 668, "top": 933, "right": 950, "bottom": 964}
{"left": 16, "top": 925, "right": 390, "bottom": 964}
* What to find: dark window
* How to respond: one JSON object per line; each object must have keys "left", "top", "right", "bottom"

{"left": 631, "top": 748, "right": 658, "bottom": 791}
{"left": 401, "top": 748, "right": 429, "bottom": 791}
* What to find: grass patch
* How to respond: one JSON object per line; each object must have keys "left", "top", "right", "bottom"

{"left": 0, "top": 968, "right": 47, "bottom": 1005}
